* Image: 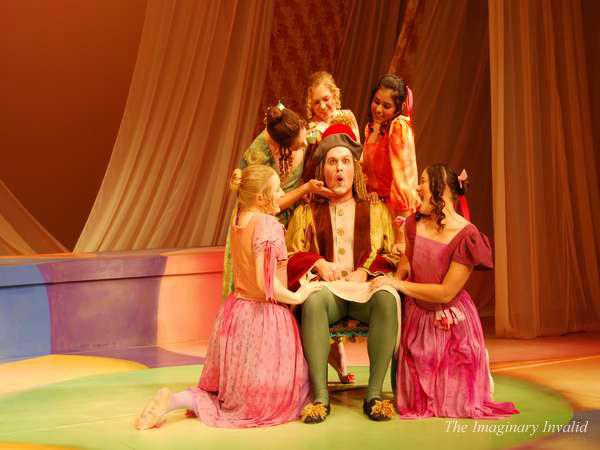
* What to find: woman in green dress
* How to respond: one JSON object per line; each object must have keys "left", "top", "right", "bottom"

{"left": 223, "top": 103, "right": 331, "bottom": 297}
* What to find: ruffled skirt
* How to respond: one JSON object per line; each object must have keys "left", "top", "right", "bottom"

{"left": 395, "top": 292, "right": 519, "bottom": 419}
{"left": 189, "top": 296, "right": 310, "bottom": 427}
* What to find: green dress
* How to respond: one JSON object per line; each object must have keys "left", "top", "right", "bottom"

{"left": 222, "top": 132, "right": 304, "bottom": 297}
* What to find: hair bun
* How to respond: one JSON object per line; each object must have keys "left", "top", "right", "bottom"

{"left": 230, "top": 168, "right": 242, "bottom": 192}
{"left": 265, "top": 105, "right": 283, "bottom": 125}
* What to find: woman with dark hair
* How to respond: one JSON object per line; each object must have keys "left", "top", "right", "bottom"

{"left": 372, "top": 164, "right": 519, "bottom": 419}
{"left": 362, "top": 75, "right": 419, "bottom": 254}
{"left": 223, "top": 103, "right": 332, "bottom": 297}
{"left": 241, "top": 103, "right": 329, "bottom": 223}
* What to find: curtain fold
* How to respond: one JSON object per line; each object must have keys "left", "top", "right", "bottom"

{"left": 333, "top": 0, "right": 403, "bottom": 131}
{"left": 254, "top": 0, "right": 353, "bottom": 134}
{"left": 388, "top": 0, "right": 494, "bottom": 314}
{"left": 0, "top": 178, "right": 66, "bottom": 255}
{"left": 75, "top": 0, "right": 274, "bottom": 251}
{"left": 489, "top": 0, "right": 600, "bottom": 337}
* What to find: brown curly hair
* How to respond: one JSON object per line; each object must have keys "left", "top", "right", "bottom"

{"left": 265, "top": 105, "right": 305, "bottom": 176}
{"left": 417, "top": 164, "right": 468, "bottom": 230}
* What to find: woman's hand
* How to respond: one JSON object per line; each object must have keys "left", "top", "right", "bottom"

{"left": 391, "top": 242, "right": 406, "bottom": 255}
{"left": 304, "top": 179, "right": 334, "bottom": 199}
{"left": 296, "top": 282, "right": 324, "bottom": 303}
{"left": 370, "top": 275, "right": 401, "bottom": 291}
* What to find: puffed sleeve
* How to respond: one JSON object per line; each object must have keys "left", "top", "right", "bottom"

{"left": 241, "top": 134, "right": 270, "bottom": 168}
{"left": 388, "top": 117, "right": 420, "bottom": 213}
{"left": 252, "top": 215, "right": 287, "bottom": 302}
{"left": 452, "top": 227, "right": 494, "bottom": 270}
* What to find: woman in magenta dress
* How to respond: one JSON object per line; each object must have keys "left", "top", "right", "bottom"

{"left": 135, "top": 165, "right": 321, "bottom": 430}
{"left": 372, "top": 164, "right": 518, "bottom": 419}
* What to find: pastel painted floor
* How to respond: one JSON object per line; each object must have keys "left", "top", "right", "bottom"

{"left": 0, "top": 364, "right": 569, "bottom": 450}
{"left": 1, "top": 332, "right": 599, "bottom": 450}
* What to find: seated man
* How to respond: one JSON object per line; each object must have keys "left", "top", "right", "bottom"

{"left": 286, "top": 124, "right": 399, "bottom": 423}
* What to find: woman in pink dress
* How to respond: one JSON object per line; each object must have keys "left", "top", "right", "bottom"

{"left": 372, "top": 164, "right": 519, "bottom": 419}
{"left": 135, "top": 165, "right": 321, "bottom": 430}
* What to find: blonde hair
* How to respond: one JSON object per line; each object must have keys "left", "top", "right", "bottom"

{"left": 306, "top": 71, "right": 342, "bottom": 120}
{"left": 230, "top": 165, "right": 278, "bottom": 211}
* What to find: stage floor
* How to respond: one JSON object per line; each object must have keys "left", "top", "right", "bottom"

{"left": 0, "top": 333, "right": 599, "bottom": 450}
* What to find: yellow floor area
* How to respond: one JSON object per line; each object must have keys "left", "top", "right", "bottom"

{"left": 492, "top": 355, "right": 600, "bottom": 410}
{"left": 0, "top": 355, "right": 145, "bottom": 397}
{"left": 0, "top": 444, "right": 77, "bottom": 450}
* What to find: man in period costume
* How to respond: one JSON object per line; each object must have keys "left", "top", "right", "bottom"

{"left": 286, "top": 124, "right": 400, "bottom": 423}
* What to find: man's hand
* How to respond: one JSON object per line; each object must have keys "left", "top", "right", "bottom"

{"left": 314, "top": 259, "right": 343, "bottom": 281}
{"left": 344, "top": 269, "right": 368, "bottom": 283}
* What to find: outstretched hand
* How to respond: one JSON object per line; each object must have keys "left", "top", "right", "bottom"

{"left": 370, "top": 275, "right": 400, "bottom": 291}
{"left": 296, "top": 282, "right": 323, "bottom": 302}
{"left": 391, "top": 242, "right": 406, "bottom": 256}
{"left": 305, "top": 179, "right": 334, "bottom": 199}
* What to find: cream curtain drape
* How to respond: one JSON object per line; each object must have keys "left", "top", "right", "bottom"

{"left": 388, "top": 0, "right": 495, "bottom": 314}
{"left": 75, "top": 0, "right": 274, "bottom": 252}
{"left": 489, "top": 0, "right": 600, "bottom": 337}
{"left": 0, "top": 179, "right": 66, "bottom": 255}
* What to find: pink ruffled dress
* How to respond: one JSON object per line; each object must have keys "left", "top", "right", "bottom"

{"left": 188, "top": 213, "right": 310, "bottom": 427}
{"left": 395, "top": 215, "right": 519, "bottom": 419}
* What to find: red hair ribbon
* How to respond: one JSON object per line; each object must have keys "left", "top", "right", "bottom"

{"left": 406, "top": 86, "right": 414, "bottom": 125}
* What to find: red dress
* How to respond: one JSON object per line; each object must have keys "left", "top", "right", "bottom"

{"left": 362, "top": 115, "right": 419, "bottom": 215}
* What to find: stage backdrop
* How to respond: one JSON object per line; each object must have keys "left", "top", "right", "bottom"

{"left": 0, "top": 0, "right": 598, "bottom": 338}
{"left": 387, "top": 0, "right": 495, "bottom": 315}
{"left": 74, "top": 0, "right": 275, "bottom": 252}
{"left": 489, "top": 0, "right": 600, "bottom": 337}
{"left": 0, "top": 179, "right": 66, "bottom": 254}
{"left": 0, "top": 0, "right": 147, "bottom": 250}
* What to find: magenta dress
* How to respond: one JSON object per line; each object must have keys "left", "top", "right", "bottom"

{"left": 188, "top": 213, "right": 310, "bottom": 427}
{"left": 395, "top": 215, "right": 519, "bottom": 419}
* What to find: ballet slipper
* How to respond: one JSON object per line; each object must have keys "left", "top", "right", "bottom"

{"left": 134, "top": 387, "right": 172, "bottom": 430}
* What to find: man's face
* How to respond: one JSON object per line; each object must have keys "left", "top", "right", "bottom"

{"left": 323, "top": 146, "right": 354, "bottom": 199}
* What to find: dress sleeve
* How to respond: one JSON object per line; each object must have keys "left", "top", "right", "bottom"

{"left": 241, "top": 134, "right": 270, "bottom": 168}
{"left": 388, "top": 117, "right": 419, "bottom": 213}
{"left": 252, "top": 215, "right": 287, "bottom": 302}
{"left": 452, "top": 227, "right": 494, "bottom": 270}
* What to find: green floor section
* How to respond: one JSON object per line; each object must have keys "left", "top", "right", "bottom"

{"left": 0, "top": 365, "right": 572, "bottom": 450}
